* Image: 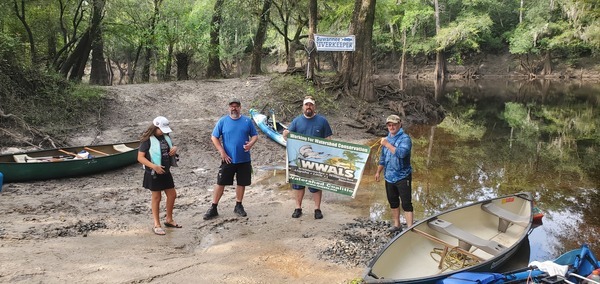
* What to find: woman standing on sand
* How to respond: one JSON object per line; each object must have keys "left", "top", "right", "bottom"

{"left": 137, "top": 116, "right": 181, "bottom": 235}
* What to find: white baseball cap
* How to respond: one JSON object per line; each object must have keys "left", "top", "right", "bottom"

{"left": 303, "top": 97, "right": 316, "bottom": 105}
{"left": 153, "top": 116, "right": 172, "bottom": 133}
{"left": 386, "top": 115, "right": 401, "bottom": 124}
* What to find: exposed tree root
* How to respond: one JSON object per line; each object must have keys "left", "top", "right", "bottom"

{"left": 0, "top": 108, "right": 61, "bottom": 149}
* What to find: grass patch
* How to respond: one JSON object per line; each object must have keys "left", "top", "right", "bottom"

{"left": 252, "top": 74, "right": 338, "bottom": 122}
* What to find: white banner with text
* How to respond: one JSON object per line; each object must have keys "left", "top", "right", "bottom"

{"left": 314, "top": 34, "right": 356, "bottom": 52}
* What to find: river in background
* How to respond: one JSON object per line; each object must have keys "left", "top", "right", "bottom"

{"left": 260, "top": 79, "right": 600, "bottom": 264}
{"left": 351, "top": 79, "right": 600, "bottom": 262}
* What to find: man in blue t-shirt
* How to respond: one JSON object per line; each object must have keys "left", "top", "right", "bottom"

{"left": 204, "top": 98, "right": 259, "bottom": 220}
{"left": 283, "top": 96, "right": 333, "bottom": 220}
{"left": 375, "top": 114, "right": 413, "bottom": 233}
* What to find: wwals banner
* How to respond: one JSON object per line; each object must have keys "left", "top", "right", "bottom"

{"left": 286, "top": 132, "right": 371, "bottom": 198}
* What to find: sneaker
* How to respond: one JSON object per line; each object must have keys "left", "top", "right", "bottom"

{"left": 292, "top": 208, "right": 302, "bottom": 218}
{"left": 234, "top": 204, "right": 247, "bottom": 217}
{"left": 314, "top": 209, "right": 323, "bottom": 219}
{"left": 203, "top": 207, "right": 218, "bottom": 220}
{"left": 387, "top": 226, "right": 402, "bottom": 233}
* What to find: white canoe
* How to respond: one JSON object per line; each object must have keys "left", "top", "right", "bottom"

{"left": 363, "top": 192, "right": 534, "bottom": 284}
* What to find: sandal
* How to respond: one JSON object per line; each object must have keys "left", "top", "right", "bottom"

{"left": 164, "top": 222, "right": 182, "bottom": 228}
{"left": 153, "top": 227, "right": 166, "bottom": 235}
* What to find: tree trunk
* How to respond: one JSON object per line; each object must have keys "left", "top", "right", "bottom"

{"left": 142, "top": 48, "right": 151, "bottom": 82}
{"left": 59, "top": 29, "right": 91, "bottom": 82}
{"left": 340, "top": 0, "right": 377, "bottom": 102}
{"left": 13, "top": 0, "right": 37, "bottom": 64}
{"left": 206, "top": 0, "right": 225, "bottom": 78}
{"left": 434, "top": 51, "right": 446, "bottom": 79}
{"left": 142, "top": 0, "right": 162, "bottom": 82}
{"left": 89, "top": 0, "right": 110, "bottom": 86}
{"left": 250, "top": 0, "right": 272, "bottom": 75}
{"left": 286, "top": 26, "right": 306, "bottom": 71}
{"left": 175, "top": 52, "right": 190, "bottom": 81}
{"left": 542, "top": 50, "right": 552, "bottom": 75}
{"left": 306, "top": 0, "right": 317, "bottom": 80}
{"left": 164, "top": 42, "right": 174, "bottom": 81}
{"left": 398, "top": 28, "right": 406, "bottom": 90}
{"left": 47, "top": 34, "right": 57, "bottom": 70}
{"left": 287, "top": 42, "right": 297, "bottom": 70}
{"left": 129, "top": 44, "right": 143, "bottom": 84}
{"left": 433, "top": 0, "right": 447, "bottom": 79}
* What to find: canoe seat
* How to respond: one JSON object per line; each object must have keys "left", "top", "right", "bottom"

{"left": 13, "top": 154, "right": 28, "bottom": 163}
{"left": 113, "top": 144, "right": 135, "bottom": 152}
{"left": 481, "top": 202, "right": 529, "bottom": 232}
{"left": 428, "top": 218, "right": 505, "bottom": 256}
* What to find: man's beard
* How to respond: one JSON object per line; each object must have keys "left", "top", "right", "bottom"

{"left": 230, "top": 110, "right": 240, "bottom": 118}
{"left": 304, "top": 109, "right": 314, "bottom": 117}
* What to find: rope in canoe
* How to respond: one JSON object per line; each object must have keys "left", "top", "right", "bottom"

{"left": 430, "top": 247, "right": 480, "bottom": 270}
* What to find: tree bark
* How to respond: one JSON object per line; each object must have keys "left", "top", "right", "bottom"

{"left": 340, "top": 0, "right": 377, "bottom": 102}
{"left": 164, "top": 42, "right": 173, "bottom": 81}
{"left": 142, "top": 0, "right": 162, "bottom": 82}
{"left": 433, "top": 0, "right": 446, "bottom": 79}
{"left": 398, "top": 28, "right": 406, "bottom": 90}
{"left": 89, "top": 0, "right": 110, "bottom": 86}
{"left": 206, "top": 0, "right": 225, "bottom": 78}
{"left": 306, "top": 0, "right": 317, "bottom": 80}
{"left": 13, "top": 0, "right": 37, "bottom": 64}
{"left": 59, "top": 29, "right": 91, "bottom": 82}
{"left": 250, "top": 0, "right": 272, "bottom": 75}
{"left": 434, "top": 51, "right": 446, "bottom": 79}
{"left": 175, "top": 52, "right": 190, "bottom": 81}
{"left": 542, "top": 50, "right": 552, "bottom": 75}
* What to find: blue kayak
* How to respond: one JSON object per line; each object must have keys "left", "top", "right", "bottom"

{"left": 249, "top": 108, "right": 287, "bottom": 147}
{"left": 437, "top": 244, "right": 600, "bottom": 284}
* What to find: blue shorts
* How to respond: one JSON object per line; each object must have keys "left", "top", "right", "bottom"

{"left": 292, "top": 184, "right": 320, "bottom": 193}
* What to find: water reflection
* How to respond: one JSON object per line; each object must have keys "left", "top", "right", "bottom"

{"left": 257, "top": 79, "right": 600, "bottom": 262}
{"left": 358, "top": 79, "right": 600, "bottom": 262}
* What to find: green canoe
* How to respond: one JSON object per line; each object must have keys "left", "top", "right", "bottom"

{"left": 0, "top": 141, "right": 140, "bottom": 183}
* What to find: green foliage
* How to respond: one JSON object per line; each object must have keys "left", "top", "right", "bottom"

{"left": 0, "top": 32, "right": 22, "bottom": 65}
{"left": 500, "top": 99, "right": 600, "bottom": 143}
{"left": 436, "top": 13, "right": 493, "bottom": 52}
{"left": 438, "top": 113, "right": 486, "bottom": 140}
{"left": 502, "top": 102, "right": 539, "bottom": 134}
{"left": 438, "top": 91, "right": 485, "bottom": 140}
{"left": 0, "top": 57, "right": 104, "bottom": 142}
{"left": 508, "top": 25, "right": 538, "bottom": 55}
{"left": 318, "top": 0, "right": 355, "bottom": 35}
{"left": 347, "top": 278, "right": 365, "bottom": 284}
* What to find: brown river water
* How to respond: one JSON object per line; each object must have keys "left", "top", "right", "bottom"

{"left": 264, "top": 78, "right": 600, "bottom": 264}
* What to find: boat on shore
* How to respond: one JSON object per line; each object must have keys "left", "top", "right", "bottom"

{"left": 249, "top": 108, "right": 287, "bottom": 146}
{"left": 363, "top": 192, "right": 534, "bottom": 284}
{"left": 0, "top": 141, "right": 139, "bottom": 182}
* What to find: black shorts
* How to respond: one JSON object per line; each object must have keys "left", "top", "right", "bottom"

{"left": 143, "top": 170, "right": 175, "bottom": 191}
{"left": 385, "top": 175, "right": 413, "bottom": 211}
{"left": 217, "top": 162, "right": 252, "bottom": 186}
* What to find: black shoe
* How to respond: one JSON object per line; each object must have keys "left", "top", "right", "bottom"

{"left": 234, "top": 204, "right": 247, "bottom": 217}
{"left": 314, "top": 209, "right": 323, "bottom": 219}
{"left": 203, "top": 207, "right": 218, "bottom": 220}
{"left": 292, "top": 208, "right": 302, "bottom": 218}
{"left": 387, "top": 226, "right": 402, "bottom": 233}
